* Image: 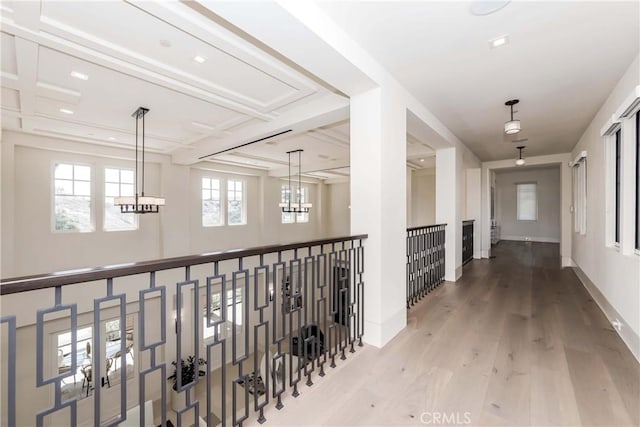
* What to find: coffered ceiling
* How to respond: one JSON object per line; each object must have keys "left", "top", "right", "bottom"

{"left": 0, "top": 0, "right": 367, "bottom": 180}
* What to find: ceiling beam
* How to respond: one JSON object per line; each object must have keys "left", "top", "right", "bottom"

{"left": 172, "top": 93, "right": 349, "bottom": 165}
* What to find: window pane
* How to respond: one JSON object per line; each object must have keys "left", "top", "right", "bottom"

{"left": 104, "top": 168, "right": 137, "bottom": 231}
{"left": 121, "top": 170, "right": 134, "bottom": 184}
{"left": 55, "top": 196, "right": 92, "bottom": 231}
{"left": 228, "top": 200, "right": 243, "bottom": 225}
{"left": 54, "top": 163, "right": 93, "bottom": 232}
{"left": 202, "top": 178, "right": 211, "bottom": 189}
{"left": 74, "top": 181, "right": 91, "bottom": 196}
{"left": 55, "top": 163, "right": 73, "bottom": 179}
{"left": 121, "top": 183, "right": 134, "bottom": 197}
{"left": 636, "top": 112, "right": 640, "bottom": 250}
{"left": 517, "top": 183, "right": 537, "bottom": 221}
{"left": 615, "top": 130, "right": 621, "bottom": 243}
{"left": 212, "top": 180, "right": 220, "bottom": 190}
{"left": 203, "top": 200, "right": 222, "bottom": 226}
{"left": 55, "top": 179, "right": 73, "bottom": 195}
{"left": 74, "top": 165, "right": 91, "bottom": 181}
{"left": 202, "top": 189, "right": 210, "bottom": 201}
{"left": 105, "top": 168, "right": 120, "bottom": 183}
{"left": 105, "top": 183, "right": 120, "bottom": 197}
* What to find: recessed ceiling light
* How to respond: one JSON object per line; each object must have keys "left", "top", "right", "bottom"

{"left": 108, "top": 136, "right": 117, "bottom": 141}
{"left": 70, "top": 70, "right": 89, "bottom": 80}
{"left": 159, "top": 39, "right": 172, "bottom": 48}
{"left": 489, "top": 35, "right": 509, "bottom": 49}
{"left": 470, "top": 0, "right": 511, "bottom": 16}
{"left": 419, "top": 158, "right": 425, "bottom": 162}
{"left": 193, "top": 55, "right": 206, "bottom": 64}
{"left": 59, "top": 108, "right": 74, "bottom": 115}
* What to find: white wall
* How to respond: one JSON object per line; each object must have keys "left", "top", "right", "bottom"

{"left": 1, "top": 132, "right": 334, "bottom": 278}
{"left": 11, "top": 144, "right": 162, "bottom": 275}
{"left": 570, "top": 55, "right": 640, "bottom": 361}
{"left": 325, "top": 181, "right": 350, "bottom": 237}
{"left": 495, "top": 166, "right": 561, "bottom": 243}
{"left": 410, "top": 168, "right": 436, "bottom": 227}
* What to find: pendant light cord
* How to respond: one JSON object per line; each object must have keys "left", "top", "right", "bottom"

{"left": 135, "top": 113, "right": 139, "bottom": 199}
{"left": 288, "top": 151, "right": 292, "bottom": 209}
{"left": 298, "top": 150, "right": 302, "bottom": 207}
{"left": 141, "top": 111, "right": 145, "bottom": 197}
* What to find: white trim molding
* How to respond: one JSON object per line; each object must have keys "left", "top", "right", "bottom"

{"left": 615, "top": 84, "right": 640, "bottom": 119}
{"left": 500, "top": 235, "right": 560, "bottom": 243}
{"left": 600, "top": 113, "right": 621, "bottom": 136}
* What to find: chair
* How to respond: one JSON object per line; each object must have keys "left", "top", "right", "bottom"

{"left": 104, "top": 357, "right": 113, "bottom": 388}
{"left": 81, "top": 365, "right": 92, "bottom": 396}
{"left": 292, "top": 325, "right": 325, "bottom": 360}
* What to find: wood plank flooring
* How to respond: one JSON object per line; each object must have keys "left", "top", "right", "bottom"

{"left": 246, "top": 241, "right": 639, "bottom": 426}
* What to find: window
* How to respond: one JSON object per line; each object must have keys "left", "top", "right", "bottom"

{"left": 227, "top": 179, "right": 245, "bottom": 225}
{"left": 104, "top": 168, "right": 137, "bottom": 231}
{"left": 615, "top": 130, "right": 622, "bottom": 244}
{"left": 202, "top": 288, "right": 243, "bottom": 340}
{"left": 281, "top": 185, "right": 309, "bottom": 224}
{"left": 56, "top": 316, "right": 134, "bottom": 400}
{"left": 572, "top": 156, "right": 587, "bottom": 235}
{"left": 516, "top": 183, "right": 537, "bottom": 221}
{"left": 202, "top": 177, "right": 223, "bottom": 227}
{"left": 54, "top": 163, "right": 93, "bottom": 232}
{"left": 636, "top": 113, "right": 639, "bottom": 251}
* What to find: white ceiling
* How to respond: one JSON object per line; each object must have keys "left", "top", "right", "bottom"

{"left": 0, "top": 0, "right": 368, "bottom": 180}
{"left": 318, "top": 1, "right": 640, "bottom": 161}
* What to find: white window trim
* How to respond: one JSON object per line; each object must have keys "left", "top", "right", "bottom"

{"left": 51, "top": 161, "right": 95, "bottom": 233}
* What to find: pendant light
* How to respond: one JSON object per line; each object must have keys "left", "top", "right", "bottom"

{"left": 504, "top": 99, "right": 521, "bottom": 135}
{"left": 279, "top": 149, "right": 312, "bottom": 213}
{"left": 515, "top": 145, "right": 526, "bottom": 166}
{"left": 114, "top": 107, "right": 165, "bottom": 213}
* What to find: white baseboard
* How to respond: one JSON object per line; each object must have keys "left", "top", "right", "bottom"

{"left": 500, "top": 235, "right": 560, "bottom": 243}
{"left": 573, "top": 266, "right": 640, "bottom": 363}
{"left": 561, "top": 256, "right": 576, "bottom": 268}
{"left": 363, "top": 305, "right": 406, "bottom": 349}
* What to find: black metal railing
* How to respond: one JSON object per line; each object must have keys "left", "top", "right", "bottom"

{"left": 0, "top": 234, "right": 366, "bottom": 427}
{"left": 462, "top": 220, "right": 474, "bottom": 265}
{"left": 406, "top": 224, "right": 446, "bottom": 308}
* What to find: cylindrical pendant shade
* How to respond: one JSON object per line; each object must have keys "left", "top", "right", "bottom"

{"left": 504, "top": 120, "right": 521, "bottom": 134}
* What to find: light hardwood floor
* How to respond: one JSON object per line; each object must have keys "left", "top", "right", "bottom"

{"left": 245, "top": 241, "right": 639, "bottom": 427}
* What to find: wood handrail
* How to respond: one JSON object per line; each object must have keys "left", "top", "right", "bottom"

{"left": 0, "top": 234, "right": 368, "bottom": 295}
{"left": 406, "top": 224, "right": 447, "bottom": 232}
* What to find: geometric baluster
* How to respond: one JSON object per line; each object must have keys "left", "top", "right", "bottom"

{"left": 35, "top": 286, "right": 77, "bottom": 427}
{"left": 139, "top": 271, "right": 167, "bottom": 427}
{"left": 0, "top": 315, "right": 16, "bottom": 427}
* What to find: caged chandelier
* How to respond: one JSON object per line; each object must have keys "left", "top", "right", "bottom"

{"left": 279, "top": 149, "right": 312, "bottom": 213}
{"left": 114, "top": 107, "right": 166, "bottom": 214}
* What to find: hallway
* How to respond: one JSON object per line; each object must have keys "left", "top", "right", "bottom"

{"left": 250, "top": 242, "right": 639, "bottom": 426}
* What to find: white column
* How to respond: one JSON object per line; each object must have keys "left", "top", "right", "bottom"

{"left": 350, "top": 86, "right": 407, "bottom": 348}
{"left": 436, "top": 147, "right": 462, "bottom": 281}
